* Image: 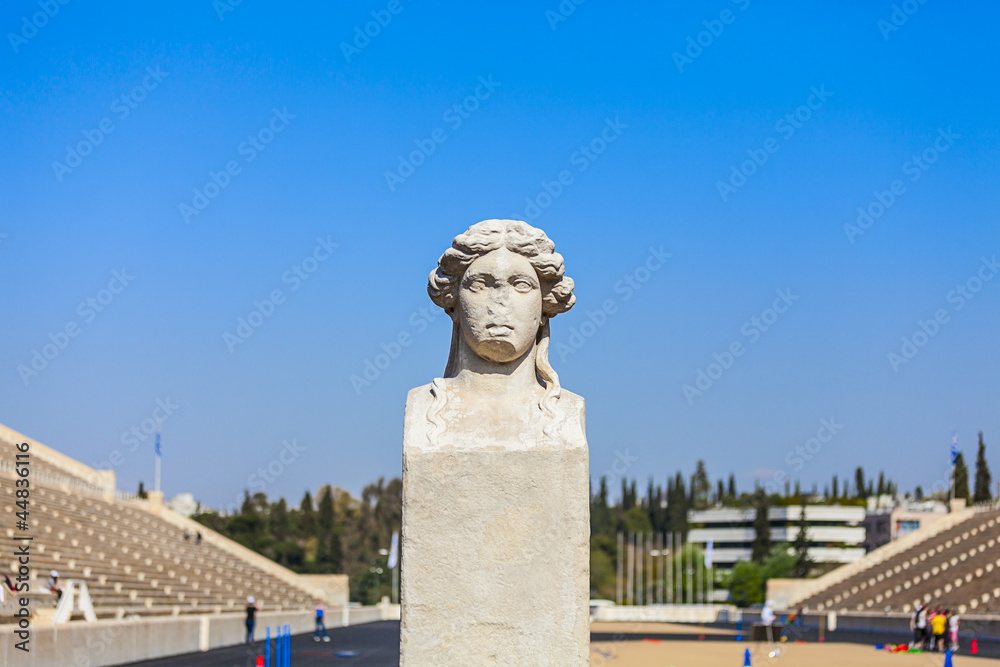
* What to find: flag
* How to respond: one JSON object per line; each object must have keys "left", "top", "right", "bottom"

{"left": 950, "top": 431, "right": 958, "bottom": 466}
{"left": 704, "top": 540, "right": 714, "bottom": 569}
{"left": 155, "top": 430, "right": 162, "bottom": 458}
{"left": 387, "top": 530, "right": 399, "bottom": 569}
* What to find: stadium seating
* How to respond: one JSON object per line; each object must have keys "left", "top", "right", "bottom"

{"left": 799, "top": 509, "right": 1000, "bottom": 616}
{"left": 0, "top": 428, "right": 317, "bottom": 621}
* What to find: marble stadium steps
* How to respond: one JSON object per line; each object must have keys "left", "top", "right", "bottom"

{"left": 0, "top": 473, "right": 313, "bottom": 619}
{"left": 801, "top": 510, "right": 1000, "bottom": 616}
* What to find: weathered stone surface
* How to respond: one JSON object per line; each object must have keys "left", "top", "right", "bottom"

{"left": 400, "top": 220, "right": 590, "bottom": 666}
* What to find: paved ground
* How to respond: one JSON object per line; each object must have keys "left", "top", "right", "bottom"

{"left": 127, "top": 619, "right": 1000, "bottom": 666}
{"left": 128, "top": 621, "right": 400, "bottom": 667}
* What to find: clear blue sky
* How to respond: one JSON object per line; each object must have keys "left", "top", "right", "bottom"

{"left": 2, "top": 0, "right": 998, "bottom": 510}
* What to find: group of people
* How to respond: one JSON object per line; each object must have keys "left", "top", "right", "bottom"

{"left": 182, "top": 529, "right": 202, "bottom": 544}
{"left": 911, "top": 604, "right": 960, "bottom": 652}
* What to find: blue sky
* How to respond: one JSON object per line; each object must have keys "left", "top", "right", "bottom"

{"left": 1, "top": 0, "right": 997, "bottom": 509}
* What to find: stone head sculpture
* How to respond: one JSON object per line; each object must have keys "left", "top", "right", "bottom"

{"left": 401, "top": 220, "right": 590, "bottom": 665}
{"left": 421, "top": 220, "right": 578, "bottom": 441}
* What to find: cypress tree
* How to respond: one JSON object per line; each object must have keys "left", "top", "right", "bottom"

{"left": 592, "top": 476, "right": 612, "bottom": 536}
{"left": 299, "top": 490, "right": 316, "bottom": 538}
{"left": 792, "top": 502, "right": 812, "bottom": 578}
{"left": 974, "top": 432, "right": 993, "bottom": 503}
{"left": 855, "top": 467, "right": 866, "bottom": 499}
{"left": 954, "top": 452, "right": 970, "bottom": 501}
{"left": 751, "top": 489, "right": 770, "bottom": 564}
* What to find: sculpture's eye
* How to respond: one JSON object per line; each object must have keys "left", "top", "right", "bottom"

{"left": 466, "top": 276, "right": 488, "bottom": 292}
{"left": 512, "top": 278, "right": 535, "bottom": 293}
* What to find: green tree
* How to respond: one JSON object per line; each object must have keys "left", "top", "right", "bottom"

{"left": 855, "top": 467, "right": 866, "bottom": 499}
{"left": 727, "top": 561, "right": 764, "bottom": 607}
{"left": 792, "top": 504, "right": 812, "bottom": 578}
{"left": 271, "top": 498, "right": 290, "bottom": 542}
{"left": 591, "top": 477, "right": 612, "bottom": 537}
{"left": 621, "top": 479, "right": 636, "bottom": 511}
{"left": 690, "top": 460, "right": 710, "bottom": 510}
{"left": 751, "top": 489, "right": 771, "bottom": 564}
{"left": 954, "top": 452, "right": 970, "bottom": 501}
{"left": 831, "top": 475, "right": 838, "bottom": 499}
{"left": 137, "top": 481, "right": 148, "bottom": 499}
{"left": 762, "top": 544, "right": 796, "bottom": 581}
{"left": 974, "top": 432, "right": 993, "bottom": 503}
{"left": 727, "top": 474, "right": 737, "bottom": 501}
{"left": 298, "top": 491, "right": 316, "bottom": 538}
{"left": 669, "top": 473, "right": 689, "bottom": 541}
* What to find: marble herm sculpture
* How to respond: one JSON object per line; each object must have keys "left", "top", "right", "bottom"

{"left": 400, "top": 220, "right": 590, "bottom": 666}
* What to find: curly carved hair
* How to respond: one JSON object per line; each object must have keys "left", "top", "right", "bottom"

{"left": 427, "top": 219, "right": 575, "bottom": 318}
{"left": 424, "top": 220, "right": 575, "bottom": 442}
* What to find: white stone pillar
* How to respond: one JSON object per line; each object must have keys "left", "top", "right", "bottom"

{"left": 400, "top": 219, "right": 590, "bottom": 666}
{"left": 401, "top": 435, "right": 589, "bottom": 665}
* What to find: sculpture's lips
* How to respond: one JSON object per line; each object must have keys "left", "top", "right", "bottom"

{"left": 485, "top": 323, "right": 514, "bottom": 334}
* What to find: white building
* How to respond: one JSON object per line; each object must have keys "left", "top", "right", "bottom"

{"left": 687, "top": 505, "right": 866, "bottom": 569}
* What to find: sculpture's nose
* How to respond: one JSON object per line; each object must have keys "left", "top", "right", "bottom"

{"left": 488, "top": 285, "right": 510, "bottom": 311}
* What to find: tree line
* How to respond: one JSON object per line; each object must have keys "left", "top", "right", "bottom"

{"left": 191, "top": 478, "right": 400, "bottom": 605}
{"left": 183, "top": 434, "right": 991, "bottom": 605}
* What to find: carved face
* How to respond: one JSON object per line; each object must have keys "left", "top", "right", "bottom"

{"left": 457, "top": 247, "right": 543, "bottom": 363}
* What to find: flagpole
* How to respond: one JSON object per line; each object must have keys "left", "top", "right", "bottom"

{"left": 950, "top": 431, "right": 958, "bottom": 507}
{"left": 154, "top": 420, "right": 162, "bottom": 493}
{"left": 616, "top": 531, "right": 623, "bottom": 606}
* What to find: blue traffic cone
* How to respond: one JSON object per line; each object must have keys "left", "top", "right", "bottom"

{"left": 743, "top": 647, "right": 751, "bottom": 666}
{"left": 944, "top": 649, "right": 954, "bottom": 667}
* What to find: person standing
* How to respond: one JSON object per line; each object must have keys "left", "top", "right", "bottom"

{"left": 245, "top": 596, "right": 260, "bottom": 644}
{"left": 915, "top": 604, "right": 928, "bottom": 649}
{"left": 910, "top": 605, "right": 920, "bottom": 648}
{"left": 931, "top": 608, "right": 947, "bottom": 652}
{"left": 314, "top": 599, "right": 330, "bottom": 642}
{"left": 948, "top": 610, "right": 959, "bottom": 652}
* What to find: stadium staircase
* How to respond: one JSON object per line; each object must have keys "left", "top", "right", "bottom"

{"left": 0, "top": 423, "right": 322, "bottom": 622}
{"left": 793, "top": 506, "right": 1000, "bottom": 616}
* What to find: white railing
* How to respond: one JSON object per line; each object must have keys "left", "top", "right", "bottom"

{"left": 0, "top": 459, "right": 109, "bottom": 498}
